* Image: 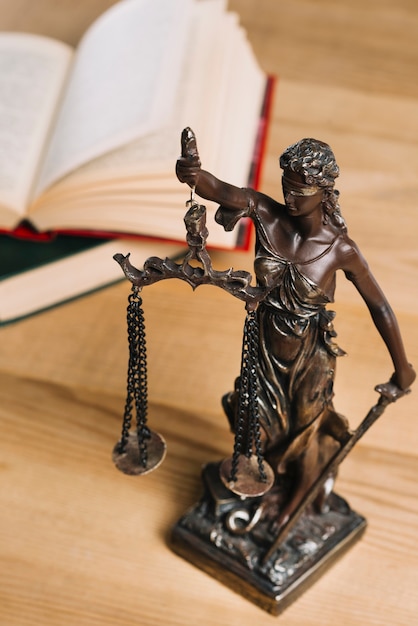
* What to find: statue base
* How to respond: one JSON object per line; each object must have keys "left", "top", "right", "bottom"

{"left": 170, "top": 463, "right": 366, "bottom": 615}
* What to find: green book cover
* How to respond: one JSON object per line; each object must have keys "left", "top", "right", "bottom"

{"left": 0, "top": 233, "right": 109, "bottom": 280}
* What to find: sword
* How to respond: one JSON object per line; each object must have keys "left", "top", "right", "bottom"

{"left": 262, "top": 386, "right": 410, "bottom": 566}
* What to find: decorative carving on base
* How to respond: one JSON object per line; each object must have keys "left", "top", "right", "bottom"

{"left": 171, "top": 462, "right": 366, "bottom": 615}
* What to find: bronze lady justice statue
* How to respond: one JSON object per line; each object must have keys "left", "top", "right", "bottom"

{"left": 177, "top": 135, "right": 414, "bottom": 503}
{"left": 114, "top": 130, "right": 415, "bottom": 613}
{"left": 173, "top": 132, "right": 414, "bottom": 606}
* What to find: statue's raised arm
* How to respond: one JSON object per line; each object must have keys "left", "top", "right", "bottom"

{"left": 176, "top": 127, "right": 201, "bottom": 189}
{"left": 176, "top": 128, "right": 250, "bottom": 212}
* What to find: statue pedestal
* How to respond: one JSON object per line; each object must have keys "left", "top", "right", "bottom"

{"left": 171, "top": 463, "right": 366, "bottom": 615}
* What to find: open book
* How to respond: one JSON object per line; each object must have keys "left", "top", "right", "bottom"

{"left": 0, "top": 0, "right": 269, "bottom": 250}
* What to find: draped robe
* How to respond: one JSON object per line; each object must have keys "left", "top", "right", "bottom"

{"left": 216, "top": 194, "right": 348, "bottom": 466}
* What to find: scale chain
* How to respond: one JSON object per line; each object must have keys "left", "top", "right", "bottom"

{"left": 247, "top": 312, "right": 267, "bottom": 482}
{"left": 229, "top": 309, "right": 267, "bottom": 483}
{"left": 229, "top": 316, "right": 249, "bottom": 482}
{"left": 117, "top": 285, "right": 150, "bottom": 467}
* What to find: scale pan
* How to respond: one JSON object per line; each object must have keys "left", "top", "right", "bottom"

{"left": 112, "top": 430, "right": 166, "bottom": 476}
{"left": 219, "top": 454, "right": 274, "bottom": 497}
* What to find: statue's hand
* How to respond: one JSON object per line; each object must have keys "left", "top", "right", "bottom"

{"left": 388, "top": 363, "right": 416, "bottom": 393}
{"left": 176, "top": 158, "right": 201, "bottom": 186}
{"left": 176, "top": 127, "right": 201, "bottom": 187}
{"left": 397, "top": 363, "right": 416, "bottom": 390}
{"left": 374, "top": 379, "right": 411, "bottom": 402}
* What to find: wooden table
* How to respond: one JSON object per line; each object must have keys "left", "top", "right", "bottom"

{"left": 1, "top": 1, "right": 417, "bottom": 624}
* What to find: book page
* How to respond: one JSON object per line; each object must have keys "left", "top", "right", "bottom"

{"left": 0, "top": 33, "right": 72, "bottom": 223}
{"left": 32, "top": 0, "right": 228, "bottom": 189}
{"left": 30, "top": 0, "right": 264, "bottom": 249}
{"left": 35, "top": 0, "right": 193, "bottom": 196}
{"left": 214, "top": 25, "right": 265, "bottom": 183}
{"left": 31, "top": 2, "right": 241, "bottom": 233}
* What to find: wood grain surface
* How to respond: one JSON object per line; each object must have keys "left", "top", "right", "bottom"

{"left": 0, "top": 1, "right": 417, "bottom": 624}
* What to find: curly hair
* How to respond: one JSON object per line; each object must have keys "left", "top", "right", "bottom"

{"left": 279, "top": 138, "right": 346, "bottom": 231}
